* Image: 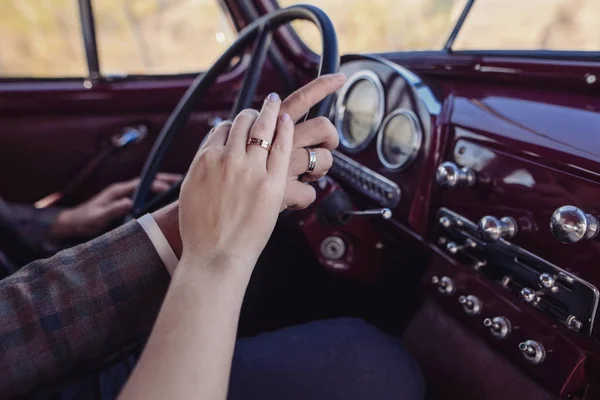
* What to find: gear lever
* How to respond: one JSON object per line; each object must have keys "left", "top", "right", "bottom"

{"left": 341, "top": 208, "right": 393, "bottom": 220}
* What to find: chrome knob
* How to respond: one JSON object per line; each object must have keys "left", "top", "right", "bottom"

{"left": 519, "top": 340, "right": 546, "bottom": 364}
{"left": 550, "top": 206, "right": 599, "bottom": 243}
{"left": 566, "top": 315, "right": 583, "bottom": 332}
{"left": 446, "top": 238, "right": 477, "bottom": 254}
{"left": 458, "top": 295, "right": 482, "bottom": 315}
{"left": 483, "top": 316, "right": 511, "bottom": 339}
{"left": 477, "top": 216, "right": 517, "bottom": 242}
{"left": 439, "top": 216, "right": 453, "bottom": 228}
{"left": 431, "top": 275, "right": 455, "bottom": 295}
{"left": 539, "top": 273, "right": 558, "bottom": 292}
{"left": 520, "top": 287, "right": 540, "bottom": 304}
{"left": 436, "top": 162, "right": 476, "bottom": 188}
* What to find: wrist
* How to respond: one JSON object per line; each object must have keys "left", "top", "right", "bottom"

{"left": 51, "top": 209, "right": 77, "bottom": 240}
{"left": 176, "top": 251, "right": 255, "bottom": 288}
{"left": 152, "top": 202, "right": 183, "bottom": 258}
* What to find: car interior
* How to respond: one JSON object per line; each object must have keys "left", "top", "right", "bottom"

{"left": 1, "top": 0, "right": 600, "bottom": 399}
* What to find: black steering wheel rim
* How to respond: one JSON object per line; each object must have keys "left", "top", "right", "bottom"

{"left": 130, "top": 5, "right": 339, "bottom": 218}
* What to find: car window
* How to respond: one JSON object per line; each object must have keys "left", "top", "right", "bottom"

{"left": 453, "top": 0, "right": 600, "bottom": 52}
{"left": 92, "top": 0, "right": 236, "bottom": 76}
{"left": 277, "top": 0, "right": 467, "bottom": 54}
{"left": 0, "top": 0, "right": 87, "bottom": 78}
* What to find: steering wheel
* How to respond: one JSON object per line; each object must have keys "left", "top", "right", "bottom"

{"left": 130, "top": 5, "right": 338, "bottom": 218}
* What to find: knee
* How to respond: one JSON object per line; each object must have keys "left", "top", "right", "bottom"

{"left": 305, "top": 318, "right": 425, "bottom": 400}
{"left": 231, "top": 318, "right": 425, "bottom": 400}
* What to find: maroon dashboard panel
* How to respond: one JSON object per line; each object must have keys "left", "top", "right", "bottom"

{"left": 424, "top": 249, "right": 588, "bottom": 395}
{"left": 290, "top": 53, "right": 600, "bottom": 397}
{"left": 427, "top": 76, "right": 600, "bottom": 396}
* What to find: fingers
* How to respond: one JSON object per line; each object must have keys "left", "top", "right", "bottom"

{"left": 203, "top": 121, "right": 232, "bottom": 148}
{"left": 103, "top": 172, "right": 181, "bottom": 201}
{"left": 155, "top": 172, "right": 183, "bottom": 184}
{"left": 293, "top": 116, "right": 339, "bottom": 150}
{"left": 103, "top": 179, "right": 140, "bottom": 201}
{"left": 247, "top": 93, "right": 282, "bottom": 161}
{"left": 267, "top": 113, "right": 294, "bottom": 179}
{"left": 104, "top": 197, "right": 134, "bottom": 219}
{"left": 281, "top": 73, "right": 346, "bottom": 122}
{"left": 226, "top": 109, "right": 259, "bottom": 154}
{"left": 289, "top": 147, "right": 333, "bottom": 180}
{"left": 282, "top": 181, "right": 317, "bottom": 210}
{"left": 150, "top": 179, "right": 173, "bottom": 193}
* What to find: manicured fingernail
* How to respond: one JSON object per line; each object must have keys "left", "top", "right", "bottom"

{"left": 268, "top": 92, "right": 280, "bottom": 102}
{"left": 280, "top": 113, "right": 291, "bottom": 122}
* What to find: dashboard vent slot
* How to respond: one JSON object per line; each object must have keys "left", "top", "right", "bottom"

{"left": 330, "top": 151, "right": 401, "bottom": 208}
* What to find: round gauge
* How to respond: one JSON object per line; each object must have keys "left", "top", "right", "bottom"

{"left": 377, "top": 109, "right": 422, "bottom": 171}
{"left": 335, "top": 70, "right": 385, "bottom": 152}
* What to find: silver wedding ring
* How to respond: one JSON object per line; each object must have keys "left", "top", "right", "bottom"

{"left": 306, "top": 148, "right": 317, "bottom": 174}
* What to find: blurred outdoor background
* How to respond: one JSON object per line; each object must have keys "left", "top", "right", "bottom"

{"left": 0, "top": 0, "right": 598, "bottom": 78}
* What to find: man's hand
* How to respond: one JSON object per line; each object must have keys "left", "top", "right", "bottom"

{"left": 52, "top": 173, "right": 182, "bottom": 240}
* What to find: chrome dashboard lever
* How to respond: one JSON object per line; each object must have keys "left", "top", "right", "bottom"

{"left": 341, "top": 208, "right": 393, "bottom": 220}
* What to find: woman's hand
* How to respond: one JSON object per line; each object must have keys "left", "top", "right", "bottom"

{"left": 152, "top": 74, "right": 346, "bottom": 258}
{"left": 281, "top": 73, "right": 345, "bottom": 210}
{"left": 178, "top": 93, "right": 293, "bottom": 267}
{"left": 52, "top": 173, "right": 181, "bottom": 240}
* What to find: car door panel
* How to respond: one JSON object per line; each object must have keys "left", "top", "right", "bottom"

{"left": 0, "top": 64, "right": 285, "bottom": 205}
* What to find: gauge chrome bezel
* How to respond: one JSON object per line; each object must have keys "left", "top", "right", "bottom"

{"left": 376, "top": 108, "right": 423, "bottom": 171}
{"left": 335, "top": 70, "right": 385, "bottom": 153}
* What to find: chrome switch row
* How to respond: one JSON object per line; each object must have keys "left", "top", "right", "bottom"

{"left": 436, "top": 161, "right": 600, "bottom": 244}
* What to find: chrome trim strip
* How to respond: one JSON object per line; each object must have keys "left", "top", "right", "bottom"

{"left": 376, "top": 108, "right": 423, "bottom": 171}
{"left": 335, "top": 69, "right": 385, "bottom": 152}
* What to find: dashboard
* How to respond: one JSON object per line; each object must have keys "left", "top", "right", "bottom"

{"left": 295, "top": 53, "right": 600, "bottom": 397}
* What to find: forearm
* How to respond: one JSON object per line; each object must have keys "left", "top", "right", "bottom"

{"left": 119, "top": 255, "right": 253, "bottom": 400}
{"left": 0, "top": 221, "right": 169, "bottom": 399}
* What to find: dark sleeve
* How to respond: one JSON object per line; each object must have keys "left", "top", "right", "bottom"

{"left": 0, "top": 221, "right": 170, "bottom": 399}
{"left": 4, "top": 202, "right": 63, "bottom": 253}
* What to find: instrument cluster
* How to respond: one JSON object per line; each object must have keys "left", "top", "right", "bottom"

{"left": 334, "top": 68, "right": 424, "bottom": 172}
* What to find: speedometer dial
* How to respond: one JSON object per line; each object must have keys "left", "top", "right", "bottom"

{"left": 377, "top": 109, "right": 422, "bottom": 171}
{"left": 335, "top": 70, "right": 384, "bottom": 152}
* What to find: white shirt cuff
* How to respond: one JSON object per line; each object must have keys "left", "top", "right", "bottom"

{"left": 137, "top": 213, "right": 179, "bottom": 276}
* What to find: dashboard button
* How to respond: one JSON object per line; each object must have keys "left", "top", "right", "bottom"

{"left": 519, "top": 340, "right": 546, "bottom": 364}
{"left": 431, "top": 276, "right": 455, "bottom": 295}
{"left": 566, "top": 315, "right": 583, "bottom": 332}
{"left": 436, "top": 162, "right": 476, "bottom": 188}
{"left": 439, "top": 216, "right": 453, "bottom": 228}
{"left": 446, "top": 239, "right": 477, "bottom": 255}
{"left": 483, "top": 316, "right": 511, "bottom": 339}
{"left": 477, "top": 216, "right": 517, "bottom": 242}
{"left": 539, "top": 273, "right": 558, "bottom": 292}
{"left": 520, "top": 287, "right": 541, "bottom": 304}
{"left": 550, "top": 206, "right": 599, "bottom": 243}
{"left": 458, "top": 295, "right": 482, "bottom": 315}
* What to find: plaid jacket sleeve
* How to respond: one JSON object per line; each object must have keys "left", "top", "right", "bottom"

{"left": 5, "top": 202, "right": 62, "bottom": 249}
{"left": 0, "top": 220, "right": 170, "bottom": 399}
